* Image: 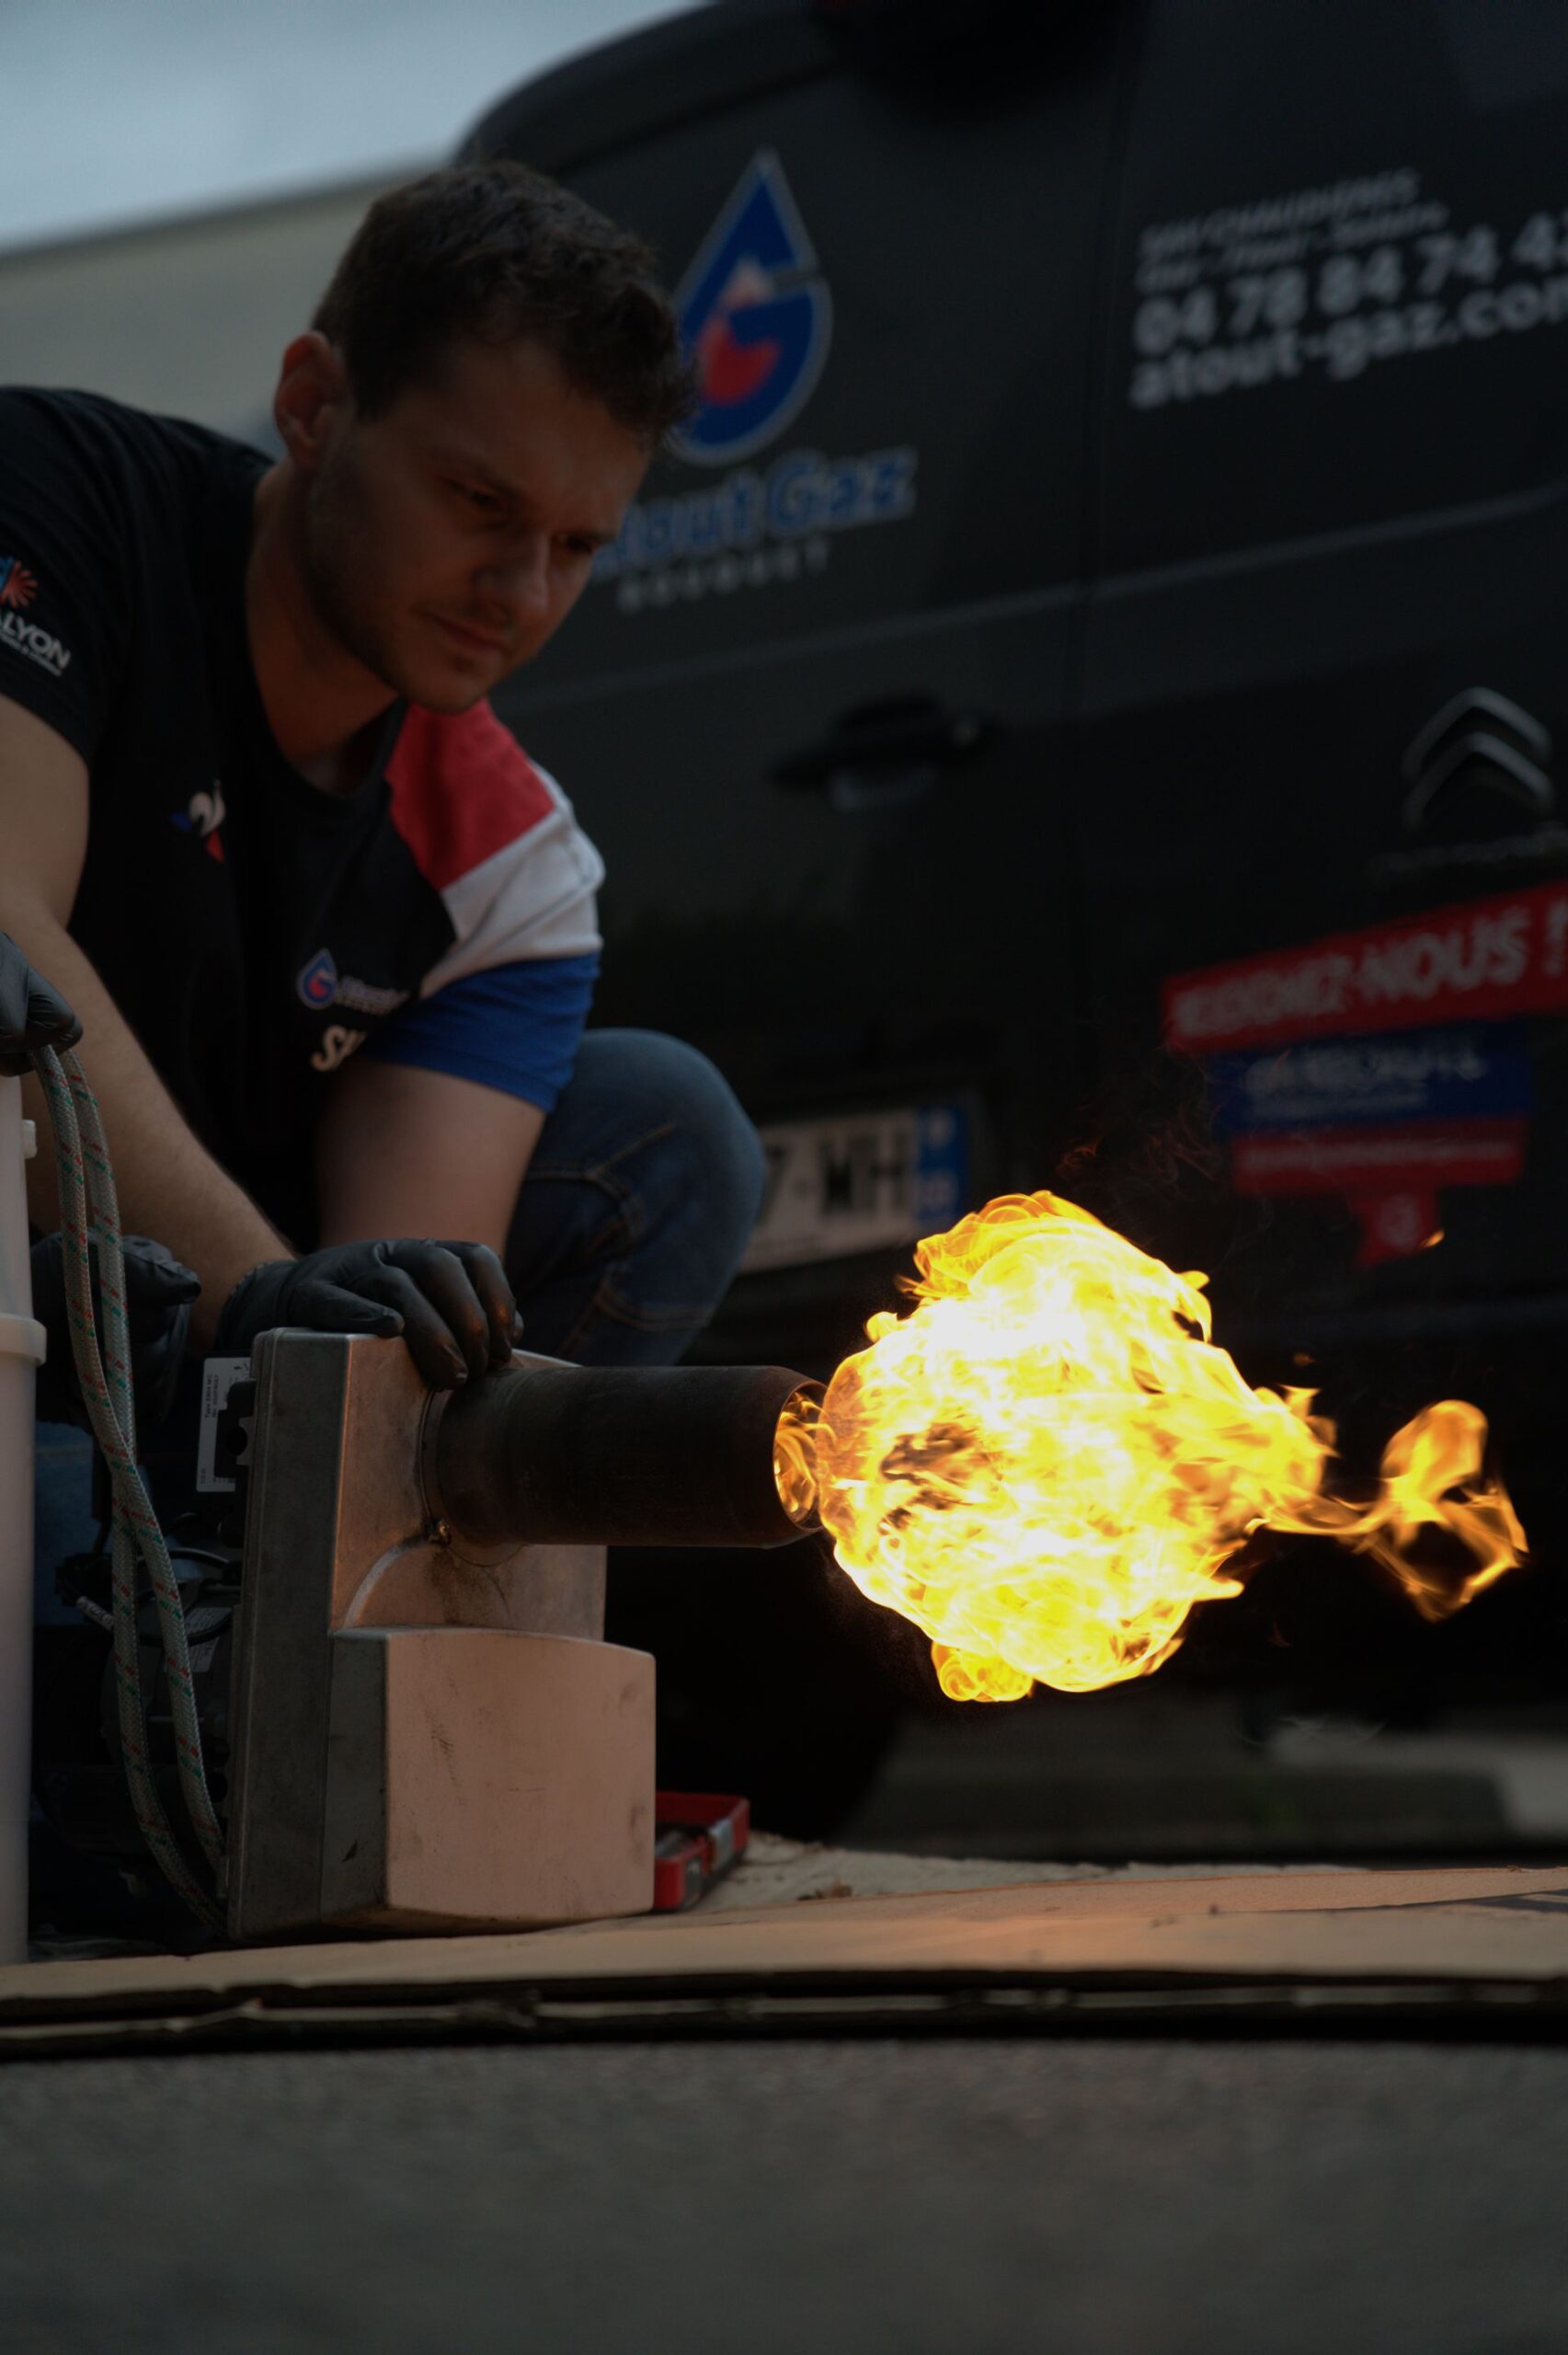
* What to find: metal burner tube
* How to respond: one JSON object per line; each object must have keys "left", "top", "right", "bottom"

{"left": 432, "top": 1359, "right": 821, "bottom": 1552}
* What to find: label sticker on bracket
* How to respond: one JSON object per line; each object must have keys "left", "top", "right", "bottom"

{"left": 197, "top": 1355, "right": 252, "bottom": 1494}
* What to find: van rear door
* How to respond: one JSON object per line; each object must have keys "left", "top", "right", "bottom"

{"left": 1078, "top": 0, "right": 1568, "bottom": 1567}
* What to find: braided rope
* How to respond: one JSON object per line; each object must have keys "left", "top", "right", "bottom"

{"left": 35, "top": 1047, "right": 224, "bottom": 1932}
{"left": 66, "top": 1061, "right": 226, "bottom": 1873}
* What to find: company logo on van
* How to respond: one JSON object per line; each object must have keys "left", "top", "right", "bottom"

{"left": 672, "top": 151, "right": 831, "bottom": 466}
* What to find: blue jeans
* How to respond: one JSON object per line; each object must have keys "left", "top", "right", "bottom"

{"left": 32, "top": 1028, "right": 764, "bottom": 1621}
{"left": 504, "top": 1029, "right": 765, "bottom": 1365}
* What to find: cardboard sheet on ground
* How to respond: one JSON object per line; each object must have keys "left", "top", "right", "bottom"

{"left": 4, "top": 1856, "right": 1567, "bottom": 2047}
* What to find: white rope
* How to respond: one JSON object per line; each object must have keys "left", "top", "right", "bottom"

{"left": 35, "top": 1046, "right": 224, "bottom": 1933}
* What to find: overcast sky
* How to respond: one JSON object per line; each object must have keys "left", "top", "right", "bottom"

{"left": 0, "top": 0, "right": 700, "bottom": 252}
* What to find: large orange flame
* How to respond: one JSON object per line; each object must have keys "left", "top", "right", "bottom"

{"left": 774, "top": 1191, "right": 1525, "bottom": 1700}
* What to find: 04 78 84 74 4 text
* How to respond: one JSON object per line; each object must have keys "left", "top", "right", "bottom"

{"left": 1127, "top": 183, "right": 1568, "bottom": 408}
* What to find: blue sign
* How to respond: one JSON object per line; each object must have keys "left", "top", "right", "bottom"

{"left": 672, "top": 151, "right": 832, "bottom": 467}
{"left": 1208, "top": 1025, "right": 1534, "bottom": 1135}
{"left": 915, "top": 1104, "right": 968, "bottom": 1227}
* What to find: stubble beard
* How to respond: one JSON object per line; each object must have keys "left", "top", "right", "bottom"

{"left": 299, "top": 457, "right": 484, "bottom": 715}
{"left": 298, "top": 455, "right": 531, "bottom": 718}
{"left": 299, "top": 484, "right": 409, "bottom": 695}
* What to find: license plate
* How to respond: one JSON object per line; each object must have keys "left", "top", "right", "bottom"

{"left": 741, "top": 1104, "right": 968, "bottom": 1273}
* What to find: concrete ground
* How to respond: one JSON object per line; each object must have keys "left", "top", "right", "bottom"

{"left": 1, "top": 2038, "right": 1565, "bottom": 2355}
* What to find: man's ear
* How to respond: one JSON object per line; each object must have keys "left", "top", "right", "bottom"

{"left": 272, "top": 331, "right": 350, "bottom": 469}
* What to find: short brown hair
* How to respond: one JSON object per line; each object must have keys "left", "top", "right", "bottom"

{"left": 313, "top": 161, "right": 692, "bottom": 449}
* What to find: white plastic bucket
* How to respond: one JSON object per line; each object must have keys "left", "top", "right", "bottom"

{"left": 0, "top": 1077, "right": 44, "bottom": 1964}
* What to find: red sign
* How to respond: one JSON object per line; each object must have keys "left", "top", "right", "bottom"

{"left": 1229, "top": 1118, "right": 1528, "bottom": 1197}
{"left": 1228, "top": 1118, "right": 1528, "bottom": 1269}
{"left": 1163, "top": 880, "right": 1568, "bottom": 1052}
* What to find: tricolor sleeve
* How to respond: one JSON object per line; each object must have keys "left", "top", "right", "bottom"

{"left": 365, "top": 953, "right": 600, "bottom": 1110}
{"left": 369, "top": 700, "right": 605, "bottom": 1109}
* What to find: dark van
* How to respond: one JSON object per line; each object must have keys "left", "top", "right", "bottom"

{"left": 466, "top": 0, "right": 1568, "bottom": 1826}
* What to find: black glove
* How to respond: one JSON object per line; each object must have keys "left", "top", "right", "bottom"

{"left": 0, "top": 932, "right": 81, "bottom": 1075}
{"left": 213, "top": 1238, "right": 521, "bottom": 1389}
{"left": 30, "top": 1233, "right": 200, "bottom": 1436}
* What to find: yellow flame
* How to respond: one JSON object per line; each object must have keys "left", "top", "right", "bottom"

{"left": 776, "top": 1190, "right": 1525, "bottom": 1700}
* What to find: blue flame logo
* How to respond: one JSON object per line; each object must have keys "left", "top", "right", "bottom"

{"left": 672, "top": 152, "right": 832, "bottom": 467}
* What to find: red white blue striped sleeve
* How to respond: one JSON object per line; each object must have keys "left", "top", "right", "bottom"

{"left": 367, "top": 701, "right": 604, "bottom": 1109}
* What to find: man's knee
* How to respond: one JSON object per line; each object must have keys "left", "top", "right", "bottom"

{"left": 575, "top": 1029, "right": 766, "bottom": 1249}
{"left": 509, "top": 1031, "right": 765, "bottom": 1359}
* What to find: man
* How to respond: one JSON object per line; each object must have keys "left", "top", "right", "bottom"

{"left": 0, "top": 162, "right": 764, "bottom": 1496}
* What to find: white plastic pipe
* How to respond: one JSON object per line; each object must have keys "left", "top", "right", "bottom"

{"left": 0, "top": 1077, "right": 44, "bottom": 1964}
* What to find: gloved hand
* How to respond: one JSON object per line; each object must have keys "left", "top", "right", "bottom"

{"left": 0, "top": 932, "right": 81, "bottom": 1074}
{"left": 213, "top": 1238, "right": 521, "bottom": 1389}
{"left": 30, "top": 1233, "right": 200, "bottom": 1436}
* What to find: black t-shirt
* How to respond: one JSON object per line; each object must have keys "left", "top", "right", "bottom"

{"left": 0, "top": 389, "right": 602, "bottom": 1244}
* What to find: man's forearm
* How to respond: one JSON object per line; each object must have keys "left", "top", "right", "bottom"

{"left": 2, "top": 899, "right": 288, "bottom": 1350}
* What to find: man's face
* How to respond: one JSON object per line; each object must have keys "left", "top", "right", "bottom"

{"left": 298, "top": 336, "right": 648, "bottom": 712}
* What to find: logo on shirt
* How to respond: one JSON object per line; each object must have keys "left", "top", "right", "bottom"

{"left": 297, "top": 949, "right": 340, "bottom": 1010}
{"left": 0, "top": 557, "right": 37, "bottom": 611}
{"left": 671, "top": 152, "right": 832, "bottom": 466}
{"left": 0, "top": 557, "right": 71, "bottom": 678}
{"left": 170, "top": 782, "right": 226, "bottom": 864}
{"left": 296, "top": 948, "right": 410, "bottom": 1018}
{"left": 299, "top": 948, "right": 405, "bottom": 1076}
{"left": 312, "top": 1024, "right": 368, "bottom": 1074}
